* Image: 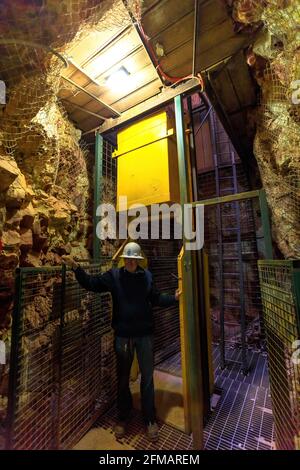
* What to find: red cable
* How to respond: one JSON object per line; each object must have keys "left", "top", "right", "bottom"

{"left": 136, "top": 16, "right": 204, "bottom": 90}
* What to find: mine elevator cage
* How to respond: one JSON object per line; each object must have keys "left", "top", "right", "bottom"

{"left": 92, "top": 94, "right": 274, "bottom": 448}
{"left": 192, "top": 188, "right": 273, "bottom": 373}
{"left": 6, "top": 91, "right": 276, "bottom": 450}
{"left": 91, "top": 98, "right": 207, "bottom": 448}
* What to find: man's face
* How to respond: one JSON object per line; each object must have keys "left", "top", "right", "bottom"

{"left": 124, "top": 258, "right": 138, "bottom": 273}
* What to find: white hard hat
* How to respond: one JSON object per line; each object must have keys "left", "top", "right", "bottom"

{"left": 120, "top": 242, "right": 144, "bottom": 259}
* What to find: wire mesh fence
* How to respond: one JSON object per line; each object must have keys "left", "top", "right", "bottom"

{"left": 258, "top": 260, "right": 300, "bottom": 450}
{"left": 141, "top": 239, "right": 182, "bottom": 365}
{"left": 97, "top": 141, "right": 181, "bottom": 367}
{"left": 203, "top": 195, "right": 264, "bottom": 354}
{"left": 254, "top": 49, "right": 300, "bottom": 259}
{"left": 0, "top": 0, "right": 143, "bottom": 154}
{"left": 58, "top": 262, "right": 116, "bottom": 449}
{"left": 193, "top": 102, "right": 265, "bottom": 361}
{"left": 7, "top": 248, "right": 182, "bottom": 449}
{"left": 7, "top": 260, "right": 115, "bottom": 450}
{"left": 99, "top": 139, "right": 118, "bottom": 258}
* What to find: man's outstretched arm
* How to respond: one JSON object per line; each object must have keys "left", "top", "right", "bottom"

{"left": 62, "top": 255, "right": 114, "bottom": 293}
{"left": 149, "top": 281, "right": 181, "bottom": 308}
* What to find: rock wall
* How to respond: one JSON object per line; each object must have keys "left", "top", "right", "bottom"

{"left": 0, "top": 104, "right": 93, "bottom": 432}
{"left": 225, "top": 0, "right": 300, "bottom": 258}
{"left": 0, "top": 101, "right": 93, "bottom": 418}
{"left": 0, "top": 0, "right": 143, "bottom": 435}
{"left": 0, "top": 96, "right": 92, "bottom": 299}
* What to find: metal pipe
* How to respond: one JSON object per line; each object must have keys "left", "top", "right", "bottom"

{"left": 67, "top": 58, "right": 102, "bottom": 86}
{"left": 194, "top": 105, "right": 212, "bottom": 138}
{"left": 60, "top": 99, "right": 106, "bottom": 121}
{"left": 62, "top": 76, "right": 121, "bottom": 117}
{"left": 192, "top": 190, "right": 260, "bottom": 207}
{"left": 187, "top": 96, "right": 199, "bottom": 201}
{"left": 192, "top": 0, "right": 201, "bottom": 76}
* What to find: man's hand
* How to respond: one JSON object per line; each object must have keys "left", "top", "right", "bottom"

{"left": 61, "top": 255, "right": 79, "bottom": 270}
{"left": 175, "top": 289, "right": 182, "bottom": 301}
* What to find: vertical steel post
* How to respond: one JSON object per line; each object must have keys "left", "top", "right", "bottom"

{"left": 292, "top": 262, "right": 300, "bottom": 336}
{"left": 6, "top": 268, "right": 23, "bottom": 449}
{"left": 259, "top": 189, "right": 273, "bottom": 260}
{"left": 174, "top": 94, "right": 203, "bottom": 449}
{"left": 93, "top": 132, "right": 103, "bottom": 261}
{"left": 187, "top": 95, "right": 211, "bottom": 422}
{"left": 232, "top": 152, "right": 248, "bottom": 373}
{"left": 209, "top": 110, "right": 225, "bottom": 369}
{"left": 55, "top": 263, "right": 66, "bottom": 449}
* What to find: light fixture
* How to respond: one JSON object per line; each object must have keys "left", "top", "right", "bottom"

{"left": 106, "top": 66, "right": 130, "bottom": 90}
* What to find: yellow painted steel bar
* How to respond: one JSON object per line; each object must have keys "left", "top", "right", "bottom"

{"left": 192, "top": 189, "right": 260, "bottom": 207}
{"left": 112, "top": 129, "right": 174, "bottom": 159}
{"left": 177, "top": 247, "right": 191, "bottom": 434}
{"left": 175, "top": 94, "right": 203, "bottom": 449}
{"left": 203, "top": 250, "right": 214, "bottom": 396}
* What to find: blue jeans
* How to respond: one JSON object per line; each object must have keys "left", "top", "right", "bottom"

{"left": 114, "top": 335, "right": 155, "bottom": 424}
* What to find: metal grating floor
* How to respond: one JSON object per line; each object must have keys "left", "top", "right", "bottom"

{"left": 156, "top": 353, "right": 182, "bottom": 377}
{"left": 206, "top": 376, "right": 274, "bottom": 450}
{"left": 96, "top": 407, "right": 193, "bottom": 450}
{"left": 95, "top": 345, "right": 275, "bottom": 450}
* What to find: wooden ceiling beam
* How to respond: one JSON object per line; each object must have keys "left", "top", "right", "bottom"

{"left": 62, "top": 75, "right": 121, "bottom": 117}
{"left": 65, "top": 58, "right": 102, "bottom": 86}
{"left": 83, "top": 77, "right": 200, "bottom": 135}
{"left": 60, "top": 99, "right": 106, "bottom": 121}
{"left": 77, "top": 77, "right": 160, "bottom": 128}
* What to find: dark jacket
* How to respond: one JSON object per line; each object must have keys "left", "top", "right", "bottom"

{"left": 74, "top": 266, "right": 177, "bottom": 337}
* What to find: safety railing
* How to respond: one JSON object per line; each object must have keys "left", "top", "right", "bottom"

{"left": 6, "top": 260, "right": 116, "bottom": 450}
{"left": 258, "top": 260, "right": 300, "bottom": 450}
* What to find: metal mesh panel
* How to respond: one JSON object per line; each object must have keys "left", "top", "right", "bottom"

{"left": 205, "top": 198, "right": 263, "bottom": 348}
{"left": 97, "top": 138, "right": 181, "bottom": 367}
{"left": 253, "top": 42, "right": 300, "bottom": 259}
{"left": 139, "top": 239, "right": 181, "bottom": 366}
{"left": 198, "top": 165, "right": 251, "bottom": 201}
{"left": 7, "top": 261, "right": 117, "bottom": 450}
{"left": 100, "top": 139, "right": 119, "bottom": 258}
{"left": 258, "top": 260, "right": 300, "bottom": 450}
{"left": 193, "top": 102, "right": 264, "bottom": 361}
{"left": 59, "top": 262, "right": 116, "bottom": 449}
{"left": 102, "top": 140, "right": 117, "bottom": 205}
{"left": 8, "top": 267, "right": 62, "bottom": 450}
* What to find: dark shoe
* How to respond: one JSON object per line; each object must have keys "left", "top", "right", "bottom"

{"left": 114, "top": 420, "right": 126, "bottom": 438}
{"left": 146, "top": 421, "right": 159, "bottom": 442}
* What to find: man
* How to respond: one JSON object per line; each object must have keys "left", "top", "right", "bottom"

{"left": 62, "top": 242, "right": 180, "bottom": 442}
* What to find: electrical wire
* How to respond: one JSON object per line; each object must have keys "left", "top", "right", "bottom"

{"left": 132, "top": 2, "right": 204, "bottom": 91}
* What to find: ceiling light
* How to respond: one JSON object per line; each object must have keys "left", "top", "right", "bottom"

{"left": 155, "top": 42, "right": 165, "bottom": 57}
{"left": 106, "top": 66, "right": 130, "bottom": 90}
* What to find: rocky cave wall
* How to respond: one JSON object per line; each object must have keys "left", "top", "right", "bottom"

{"left": 226, "top": 0, "right": 300, "bottom": 258}
{"left": 0, "top": 0, "right": 142, "bottom": 425}
{"left": 0, "top": 66, "right": 95, "bottom": 429}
